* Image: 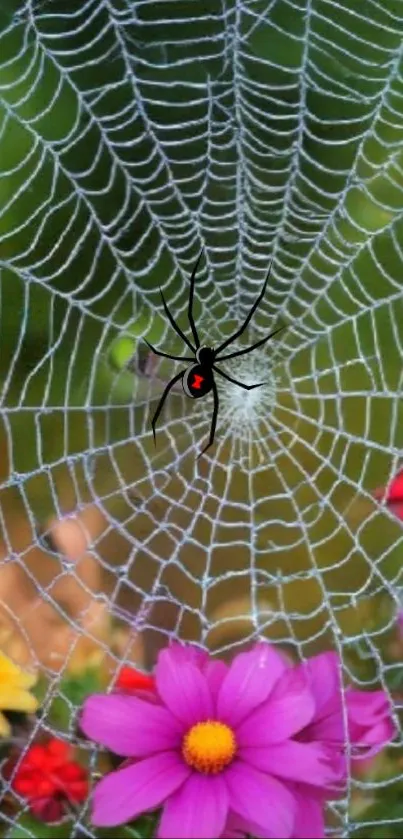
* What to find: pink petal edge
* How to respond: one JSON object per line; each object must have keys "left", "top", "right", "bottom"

{"left": 217, "top": 643, "right": 287, "bottom": 727}
{"left": 156, "top": 647, "right": 215, "bottom": 727}
{"left": 158, "top": 773, "right": 229, "bottom": 839}
{"left": 91, "top": 752, "right": 191, "bottom": 827}
{"left": 225, "top": 760, "right": 296, "bottom": 839}
{"left": 80, "top": 693, "right": 182, "bottom": 757}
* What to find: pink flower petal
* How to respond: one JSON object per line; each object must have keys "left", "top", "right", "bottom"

{"left": 225, "top": 760, "right": 296, "bottom": 838}
{"left": 217, "top": 643, "right": 287, "bottom": 727}
{"left": 222, "top": 812, "right": 286, "bottom": 839}
{"left": 221, "top": 812, "right": 265, "bottom": 838}
{"left": 350, "top": 717, "right": 396, "bottom": 760}
{"left": 156, "top": 647, "right": 214, "bottom": 726}
{"left": 80, "top": 694, "right": 182, "bottom": 757}
{"left": 347, "top": 688, "right": 392, "bottom": 724}
{"left": 237, "top": 668, "right": 315, "bottom": 747}
{"left": 295, "top": 653, "right": 344, "bottom": 744}
{"left": 168, "top": 644, "right": 227, "bottom": 702}
{"left": 299, "top": 710, "right": 344, "bottom": 744}
{"left": 239, "top": 740, "right": 345, "bottom": 790}
{"left": 168, "top": 642, "right": 209, "bottom": 670}
{"left": 91, "top": 753, "right": 191, "bottom": 827}
{"left": 221, "top": 812, "right": 250, "bottom": 838}
{"left": 298, "top": 652, "right": 341, "bottom": 718}
{"left": 204, "top": 660, "right": 228, "bottom": 701}
{"left": 290, "top": 787, "right": 325, "bottom": 839}
{"left": 158, "top": 773, "right": 229, "bottom": 839}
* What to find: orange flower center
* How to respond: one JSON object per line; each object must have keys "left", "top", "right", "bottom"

{"left": 182, "top": 720, "right": 236, "bottom": 774}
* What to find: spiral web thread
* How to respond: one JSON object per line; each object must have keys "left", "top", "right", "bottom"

{"left": 1, "top": 0, "right": 403, "bottom": 835}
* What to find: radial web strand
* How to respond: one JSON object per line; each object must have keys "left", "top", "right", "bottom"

{"left": 0, "top": 0, "right": 403, "bottom": 836}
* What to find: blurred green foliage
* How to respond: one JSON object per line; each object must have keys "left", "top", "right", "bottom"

{"left": 9, "top": 814, "right": 157, "bottom": 839}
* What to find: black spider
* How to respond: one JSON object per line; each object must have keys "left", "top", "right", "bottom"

{"left": 145, "top": 251, "right": 285, "bottom": 457}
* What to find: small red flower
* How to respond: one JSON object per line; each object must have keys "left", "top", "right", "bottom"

{"left": 373, "top": 469, "right": 403, "bottom": 520}
{"left": 6, "top": 737, "right": 88, "bottom": 823}
{"left": 115, "top": 666, "right": 155, "bottom": 693}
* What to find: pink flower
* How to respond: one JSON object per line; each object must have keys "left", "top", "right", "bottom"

{"left": 221, "top": 790, "right": 325, "bottom": 839}
{"left": 222, "top": 652, "right": 396, "bottom": 839}
{"left": 80, "top": 643, "right": 344, "bottom": 839}
{"left": 296, "top": 652, "right": 395, "bottom": 761}
{"left": 346, "top": 688, "right": 396, "bottom": 759}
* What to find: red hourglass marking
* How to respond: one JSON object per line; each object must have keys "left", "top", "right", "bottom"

{"left": 192, "top": 374, "right": 204, "bottom": 390}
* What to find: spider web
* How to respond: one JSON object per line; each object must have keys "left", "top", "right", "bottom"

{"left": 0, "top": 0, "right": 403, "bottom": 835}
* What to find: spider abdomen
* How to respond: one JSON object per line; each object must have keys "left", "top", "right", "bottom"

{"left": 182, "top": 364, "right": 213, "bottom": 399}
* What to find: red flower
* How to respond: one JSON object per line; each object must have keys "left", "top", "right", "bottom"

{"left": 373, "top": 470, "right": 403, "bottom": 520}
{"left": 7, "top": 737, "right": 88, "bottom": 823}
{"left": 115, "top": 666, "right": 155, "bottom": 693}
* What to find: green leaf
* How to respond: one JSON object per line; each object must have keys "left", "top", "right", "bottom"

{"left": 8, "top": 815, "right": 71, "bottom": 839}
{"left": 95, "top": 813, "right": 159, "bottom": 839}
{"left": 354, "top": 788, "right": 403, "bottom": 838}
{"left": 46, "top": 668, "right": 103, "bottom": 731}
{"left": 59, "top": 668, "right": 103, "bottom": 707}
{"left": 6, "top": 812, "right": 158, "bottom": 839}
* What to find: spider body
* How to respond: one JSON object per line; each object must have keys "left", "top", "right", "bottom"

{"left": 182, "top": 347, "right": 215, "bottom": 399}
{"left": 182, "top": 360, "right": 214, "bottom": 399}
{"left": 196, "top": 346, "right": 215, "bottom": 365}
{"left": 145, "top": 251, "right": 285, "bottom": 457}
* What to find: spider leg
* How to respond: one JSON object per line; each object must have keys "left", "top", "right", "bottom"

{"left": 151, "top": 369, "right": 185, "bottom": 444}
{"left": 213, "top": 365, "right": 266, "bottom": 390}
{"left": 160, "top": 288, "right": 195, "bottom": 353}
{"left": 216, "top": 325, "right": 287, "bottom": 362}
{"left": 144, "top": 339, "right": 193, "bottom": 363}
{"left": 198, "top": 377, "right": 219, "bottom": 458}
{"left": 188, "top": 250, "right": 203, "bottom": 349}
{"left": 215, "top": 259, "right": 273, "bottom": 356}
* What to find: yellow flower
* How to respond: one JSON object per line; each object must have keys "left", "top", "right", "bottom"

{"left": 0, "top": 651, "right": 38, "bottom": 736}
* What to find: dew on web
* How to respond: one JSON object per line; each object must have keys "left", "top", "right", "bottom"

{"left": 0, "top": 0, "right": 402, "bottom": 836}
